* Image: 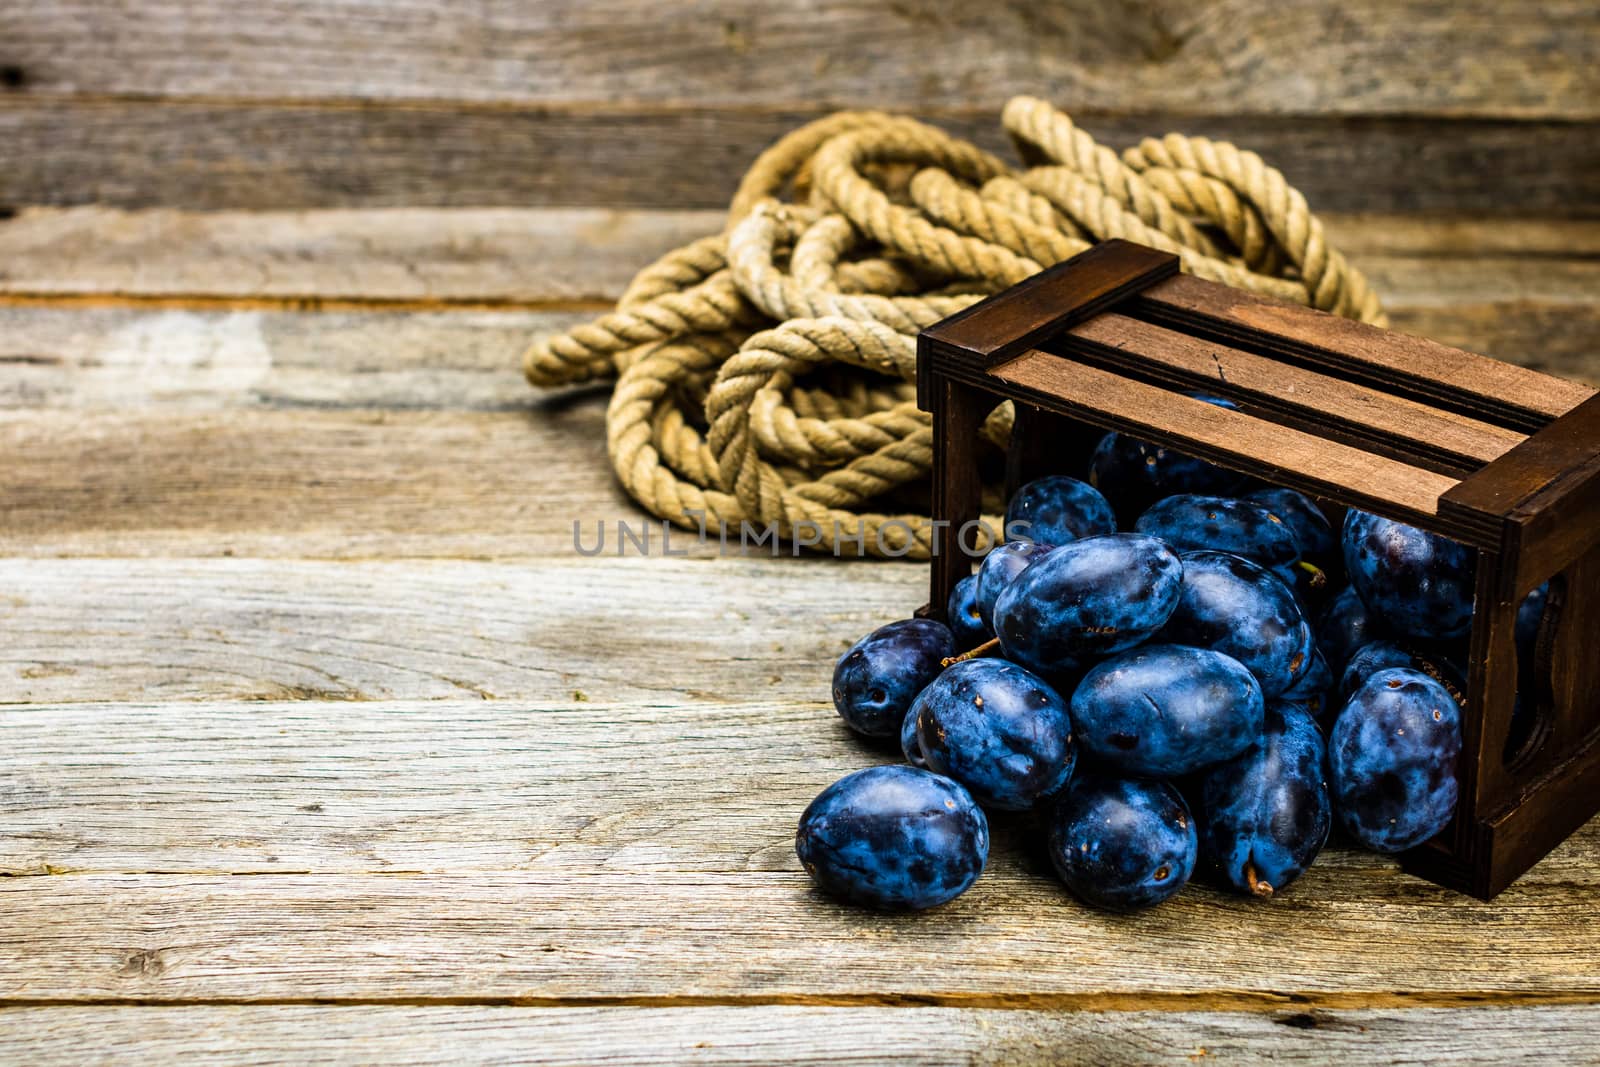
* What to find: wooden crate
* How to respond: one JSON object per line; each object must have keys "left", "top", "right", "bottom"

{"left": 916, "top": 240, "right": 1600, "bottom": 900}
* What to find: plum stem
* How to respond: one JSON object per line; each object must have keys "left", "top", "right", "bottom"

{"left": 1245, "top": 861, "right": 1274, "bottom": 899}
{"left": 1296, "top": 560, "right": 1328, "bottom": 591}
{"left": 942, "top": 636, "right": 1001, "bottom": 667}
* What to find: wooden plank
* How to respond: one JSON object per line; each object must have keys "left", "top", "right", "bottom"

{"left": 1064, "top": 313, "right": 1528, "bottom": 470}
{"left": 1323, "top": 215, "right": 1600, "bottom": 257}
{"left": 0, "top": 307, "right": 580, "bottom": 411}
{"left": 5, "top": 865, "right": 1600, "bottom": 1002}
{"left": 0, "top": 406, "right": 652, "bottom": 558}
{"left": 0, "top": 214, "right": 1594, "bottom": 411}
{"left": 988, "top": 352, "right": 1471, "bottom": 534}
{"left": 2, "top": 698, "right": 1597, "bottom": 1005}
{"left": 2, "top": 300, "right": 1594, "bottom": 416}
{"left": 1133, "top": 274, "right": 1598, "bottom": 426}
{"left": 4, "top": 0, "right": 1595, "bottom": 118}
{"left": 3, "top": 698, "right": 1597, "bottom": 880}
{"left": 0, "top": 207, "right": 722, "bottom": 308}
{"left": 0, "top": 699, "right": 833, "bottom": 877}
{"left": 0, "top": 559, "right": 923, "bottom": 703}
{"left": 5, "top": 1005, "right": 1600, "bottom": 1065}
{"left": 3, "top": 209, "right": 1597, "bottom": 306}
{"left": 1, "top": 102, "right": 1595, "bottom": 216}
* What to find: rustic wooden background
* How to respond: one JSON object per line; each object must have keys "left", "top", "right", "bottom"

{"left": 2, "top": 2, "right": 1599, "bottom": 1062}
{"left": 2, "top": 0, "right": 1598, "bottom": 215}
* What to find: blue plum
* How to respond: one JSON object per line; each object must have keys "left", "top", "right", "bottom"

{"left": 1337, "top": 639, "right": 1467, "bottom": 707}
{"left": 975, "top": 540, "right": 1055, "bottom": 628}
{"left": 1157, "top": 550, "right": 1315, "bottom": 698}
{"left": 1004, "top": 474, "right": 1117, "bottom": 547}
{"left": 901, "top": 708, "right": 929, "bottom": 769}
{"left": 1069, "top": 644, "right": 1264, "bottom": 776}
{"left": 1317, "top": 584, "right": 1387, "bottom": 673}
{"left": 992, "top": 533, "right": 1183, "bottom": 676}
{"left": 1246, "top": 487, "right": 1336, "bottom": 562}
{"left": 1046, "top": 774, "right": 1197, "bottom": 912}
{"left": 1328, "top": 668, "right": 1461, "bottom": 853}
{"left": 1087, "top": 396, "right": 1248, "bottom": 523}
{"left": 913, "top": 658, "right": 1076, "bottom": 810}
{"left": 1134, "top": 494, "right": 1300, "bottom": 567}
{"left": 1280, "top": 646, "right": 1334, "bottom": 725}
{"left": 1197, "top": 702, "right": 1331, "bottom": 897}
{"left": 796, "top": 766, "right": 989, "bottom": 910}
{"left": 1343, "top": 511, "right": 1475, "bottom": 641}
{"left": 831, "top": 619, "right": 954, "bottom": 738}
{"left": 946, "top": 573, "right": 991, "bottom": 651}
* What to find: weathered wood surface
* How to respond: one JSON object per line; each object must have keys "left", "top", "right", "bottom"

{"left": 0, "top": 560, "right": 909, "bottom": 704}
{"left": 0, "top": 308, "right": 578, "bottom": 411}
{"left": 0, "top": 210, "right": 1594, "bottom": 397}
{"left": 2, "top": 201, "right": 1597, "bottom": 1060}
{"left": 6, "top": 835, "right": 1600, "bottom": 1003}
{"left": 0, "top": 208, "right": 1590, "bottom": 568}
{"left": 4, "top": 1005, "right": 1596, "bottom": 1066}
{"left": 4, "top": 698, "right": 1598, "bottom": 881}
{"left": 0, "top": 303, "right": 699, "bottom": 561}
{"left": 3, "top": 101, "right": 1595, "bottom": 214}
{"left": 7, "top": 0, "right": 1593, "bottom": 116}
{"left": 0, "top": 406, "right": 638, "bottom": 557}
{"left": 4, "top": 664, "right": 1600, "bottom": 1016}
{"left": 5, "top": 209, "right": 1598, "bottom": 304}
{"left": 0, "top": 207, "right": 722, "bottom": 308}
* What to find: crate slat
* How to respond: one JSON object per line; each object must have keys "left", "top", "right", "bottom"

{"left": 988, "top": 350, "right": 1480, "bottom": 540}
{"left": 1130, "top": 275, "right": 1596, "bottom": 431}
{"left": 1057, "top": 313, "right": 1528, "bottom": 474}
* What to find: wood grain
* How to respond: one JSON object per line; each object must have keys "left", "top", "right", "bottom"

{"left": 4, "top": 208, "right": 1596, "bottom": 305}
{"left": 991, "top": 352, "right": 1465, "bottom": 528}
{"left": 0, "top": 406, "right": 648, "bottom": 557}
{"left": 3, "top": 698, "right": 1596, "bottom": 881}
{"left": 1065, "top": 313, "right": 1528, "bottom": 469}
{"left": 0, "top": 307, "right": 577, "bottom": 411}
{"left": 0, "top": 207, "right": 722, "bottom": 307}
{"left": 0, "top": 559, "right": 921, "bottom": 703}
{"left": 0, "top": 211, "right": 1595, "bottom": 397}
{"left": 4, "top": 0, "right": 1594, "bottom": 117}
{"left": 1135, "top": 274, "right": 1598, "bottom": 425}
{"left": 5, "top": 865, "right": 1600, "bottom": 1002}
{"left": 2, "top": 101, "right": 1595, "bottom": 214}
{"left": 2, "top": 698, "right": 1597, "bottom": 1007}
{"left": 4, "top": 1004, "right": 1599, "bottom": 1065}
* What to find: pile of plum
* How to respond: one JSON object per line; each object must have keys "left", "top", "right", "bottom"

{"left": 795, "top": 419, "right": 1521, "bottom": 913}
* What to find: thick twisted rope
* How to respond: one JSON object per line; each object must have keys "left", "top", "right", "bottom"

{"left": 524, "top": 96, "right": 1385, "bottom": 559}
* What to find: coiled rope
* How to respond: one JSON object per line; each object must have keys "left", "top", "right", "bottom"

{"left": 524, "top": 96, "right": 1385, "bottom": 560}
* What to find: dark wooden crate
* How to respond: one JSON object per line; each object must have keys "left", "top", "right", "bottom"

{"left": 916, "top": 239, "right": 1600, "bottom": 900}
